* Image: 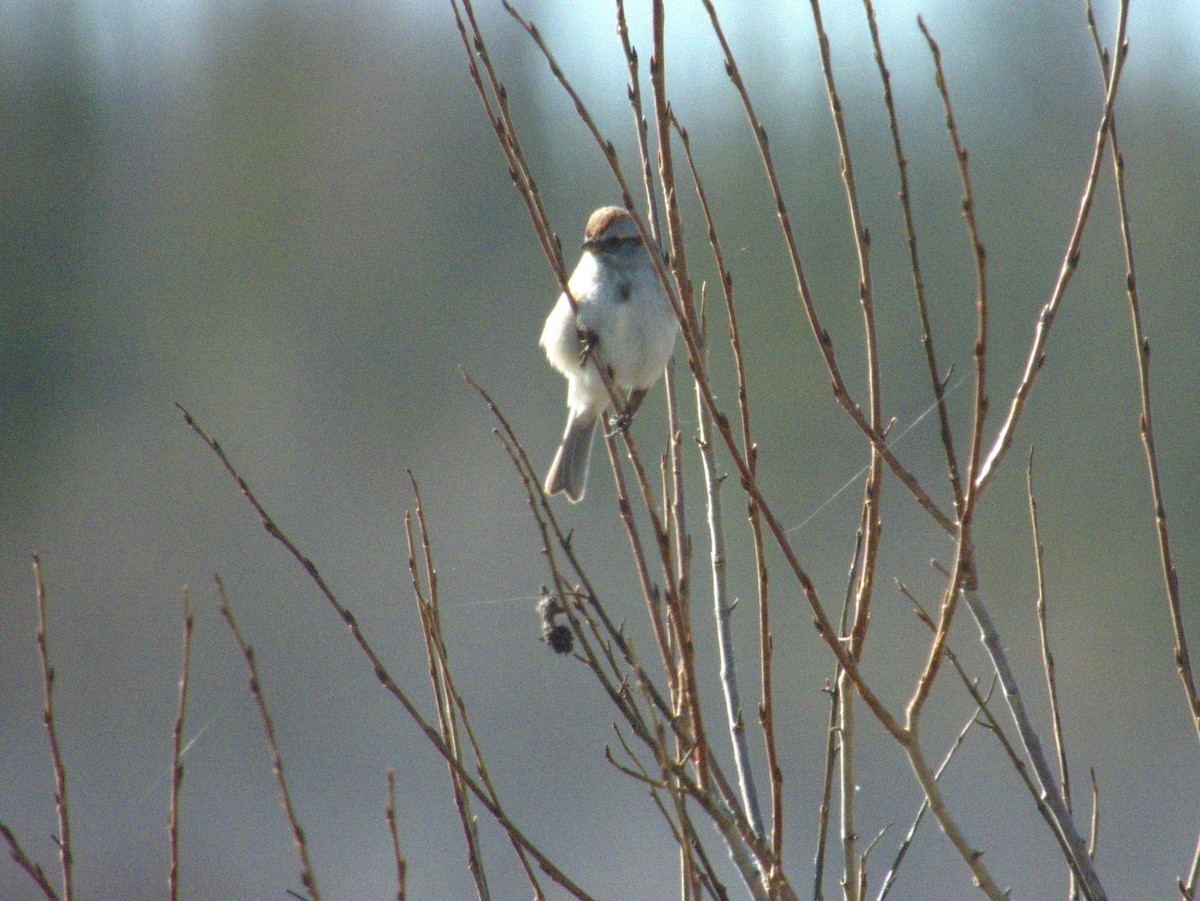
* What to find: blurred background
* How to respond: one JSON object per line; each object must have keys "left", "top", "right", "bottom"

{"left": 2, "top": 1, "right": 1198, "bottom": 898}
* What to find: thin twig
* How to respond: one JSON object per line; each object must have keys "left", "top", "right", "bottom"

{"left": 169, "top": 587, "right": 194, "bottom": 901}
{"left": 0, "top": 821, "right": 60, "bottom": 901}
{"left": 405, "top": 502, "right": 492, "bottom": 901}
{"left": 662, "top": 360, "right": 711, "bottom": 810}
{"left": 901, "top": 579, "right": 1094, "bottom": 879}
{"left": 836, "top": 514, "right": 869, "bottom": 901}
{"left": 602, "top": 433, "right": 682, "bottom": 701}
{"left": 876, "top": 681, "right": 995, "bottom": 901}
{"left": 974, "top": 1, "right": 1131, "bottom": 495}
{"left": 1027, "top": 448, "right": 1074, "bottom": 851}
{"left": 404, "top": 487, "right": 487, "bottom": 899}
{"left": 694, "top": 347, "right": 764, "bottom": 840}
{"left": 648, "top": 1, "right": 710, "bottom": 811}
{"left": 813, "top": 672, "right": 840, "bottom": 901}
{"left": 670, "top": 111, "right": 777, "bottom": 855}
{"left": 615, "top": 9, "right": 710, "bottom": 834}
{"left": 1088, "top": 767, "right": 1099, "bottom": 863}
{"left": 813, "top": 671, "right": 840, "bottom": 901}
{"left": 907, "top": 15, "right": 990, "bottom": 727}
{"left": 1086, "top": 0, "right": 1200, "bottom": 815}
{"left": 858, "top": 824, "right": 890, "bottom": 901}
{"left": 808, "top": 0, "right": 885, "bottom": 664}
{"left": 671, "top": 152, "right": 765, "bottom": 844}
{"left": 615, "top": 411, "right": 716, "bottom": 814}
{"left": 1184, "top": 836, "right": 1200, "bottom": 898}
{"left": 919, "top": 15, "right": 989, "bottom": 484}
{"left": 961, "top": 579, "right": 1105, "bottom": 900}
{"left": 647, "top": 0, "right": 697, "bottom": 335}
{"left": 1087, "top": 3, "right": 1199, "bottom": 887}
{"left": 808, "top": 7, "right": 885, "bottom": 895}
{"left": 450, "top": 0, "right": 563, "bottom": 279}
{"left": 385, "top": 769, "right": 407, "bottom": 901}
{"left": 861, "top": 0, "right": 964, "bottom": 516}
{"left": 613, "top": 0, "right": 662, "bottom": 247}
{"left": 215, "top": 575, "right": 321, "bottom": 901}
{"left": 410, "top": 475, "right": 551, "bottom": 899}
{"left": 816, "top": 518, "right": 865, "bottom": 901}
{"left": 33, "top": 555, "right": 72, "bottom": 901}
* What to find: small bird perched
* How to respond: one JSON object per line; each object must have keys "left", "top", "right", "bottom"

{"left": 540, "top": 206, "right": 678, "bottom": 502}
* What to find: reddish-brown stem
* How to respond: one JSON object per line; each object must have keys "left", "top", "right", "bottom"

{"left": 385, "top": 769, "right": 407, "bottom": 901}
{"left": 1085, "top": 4, "right": 1196, "bottom": 893}
{"left": 1027, "top": 448, "right": 1072, "bottom": 812}
{"left": 215, "top": 575, "right": 321, "bottom": 901}
{"left": 169, "top": 588, "right": 194, "bottom": 901}
{"left": 809, "top": 0, "right": 884, "bottom": 662}
{"left": 671, "top": 111, "right": 778, "bottom": 856}
{"left": 614, "top": 0, "right": 662, "bottom": 247}
{"left": 908, "top": 16, "right": 990, "bottom": 727}
{"left": 808, "top": 5, "right": 883, "bottom": 893}
{"left": 404, "top": 507, "right": 492, "bottom": 900}
{"left": 862, "top": 0, "right": 965, "bottom": 516}
{"left": 33, "top": 555, "right": 72, "bottom": 901}
{"left": 1086, "top": 0, "right": 1199, "bottom": 752}
{"left": 974, "top": 3, "right": 1131, "bottom": 495}
{"left": 451, "top": 0, "right": 563, "bottom": 277}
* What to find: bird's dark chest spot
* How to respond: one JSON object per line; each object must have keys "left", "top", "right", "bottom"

{"left": 617, "top": 280, "right": 632, "bottom": 302}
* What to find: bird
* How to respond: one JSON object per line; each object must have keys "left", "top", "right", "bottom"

{"left": 540, "top": 206, "right": 678, "bottom": 502}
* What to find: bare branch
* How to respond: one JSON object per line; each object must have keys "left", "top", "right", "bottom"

{"left": 613, "top": 0, "right": 662, "bottom": 246}
{"left": 450, "top": 0, "right": 564, "bottom": 278}
{"left": 1027, "top": 448, "right": 1073, "bottom": 829}
{"left": 215, "top": 575, "right": 321, "bottom": 901}
{"left": 958, "top": 578, "right": 1105, "bottom": 900}
{"left": 861, "top": 0, "right": 965, "bottom": 516}
{"left": 33, "top": 555, "right": 72, "bottom": 901}
{"left": 876, "top": 681, "right": 995, "bottom": 901}
{"left": 975, "top": 1, "right": 1131, "bottom": 494}
{"left": 405, "top": 502, "right": 492, "bottom": 901}
{"left": 385, "top": 769, "right": 407, "bottom": 901}
{"left": 1086, "top": 0, "right": 1200, "bottom": 770}
{"left": 0, "top": 821, "right": 60, "bottom": 901}
{"left": 169, "top": 587, "right": 194, "bottom": 901}
{"left": 916, "top": 16, "right": 990, "bottom": 493}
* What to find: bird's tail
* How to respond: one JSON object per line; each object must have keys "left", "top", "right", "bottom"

{"left": 544, "top": 408, "right": 598, "bottom": 502}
